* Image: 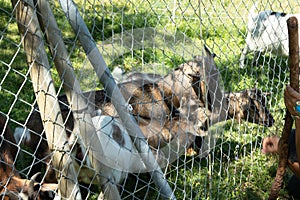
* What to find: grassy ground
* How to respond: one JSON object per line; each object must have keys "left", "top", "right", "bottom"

{"left": 1, "top": 0, "right": 300, "bottom": 199}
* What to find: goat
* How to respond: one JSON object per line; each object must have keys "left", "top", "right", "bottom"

{"left": 15, "top": 63, "right": 207, "bottom": 186}
{"left": 182, "top": 48, "right": 274, "bottom": 155}
{"left": 225, "top": 89, "right": 274, "bottom": 127}
{"left": 91, "top": 114, "right": 195, "bottom": 172}
{"left": 123, "top": 48, "right": 274, "bottom": 128}
{"left": 69, "top": 114, "right": 196, "bottom": 198}
{"left": 16, "top": 46, "right": 274, "bottom": 188}
{"left": 16, "top": 110, "right": 196, "bottom": 190}
{"left": 239, "top": 3, "right": 300, "bottom": 68}
{"left": 119, "top": 47, "right": 274, "bottom": 155}
{"left": 0, "top": 114, "right": 57, "bottom": 199}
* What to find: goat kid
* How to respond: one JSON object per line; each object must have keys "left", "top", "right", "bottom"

{"left": 15, "top": 111, "right": 196, "bottom": 189}
{"left": 239, "top": 2, "right": 300, "bottom": 68}
{"left": 70, "top": 114, "right": 196, "bottom": 198}
{"left": 0, "top": 115, "right": 57, "bottom": 199}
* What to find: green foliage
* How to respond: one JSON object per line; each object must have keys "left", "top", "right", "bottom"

{"left": 109, "top": 47, "right": 184, "bottom": 73}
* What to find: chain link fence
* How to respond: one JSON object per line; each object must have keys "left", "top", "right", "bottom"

{"left": 1, "top": 0, "right": 300, "bottom": 199}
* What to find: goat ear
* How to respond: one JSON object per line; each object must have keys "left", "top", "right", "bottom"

{"left": 203, "top": 45, "right": 216, "bottom": 58}
{"left": 39, "top": 183, "right": 58, "bottom": 192}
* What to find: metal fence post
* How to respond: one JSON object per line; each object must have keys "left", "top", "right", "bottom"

{"left": 10, "top": 0, "right": 82, "bottom": 198}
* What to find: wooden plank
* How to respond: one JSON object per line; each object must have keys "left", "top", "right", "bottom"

{"left": 35, "top": 0, "right": 121, "bottom": 198}
{"left": 10, "top": 0, "right": 82, "bottom": 198}
{"left": 269, "top": 16, "right": 299, "bottom": 200}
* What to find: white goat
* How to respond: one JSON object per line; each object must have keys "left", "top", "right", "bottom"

{"left": 15, "top": 113, "right": 194, "bottom": 189}
{"left": 92, "top": 115, "right": 147, "bottom": 173}
{"left": 240, "top": 3, "right": 300, "bottom": 68}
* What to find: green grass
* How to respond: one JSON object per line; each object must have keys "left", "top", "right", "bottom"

{"left": 1, "top": 0, "right": 300, "bottom": 199}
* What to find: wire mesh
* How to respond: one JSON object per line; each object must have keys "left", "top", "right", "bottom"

{"left": 1, "top": 0, "right": 300, "bottom": 199}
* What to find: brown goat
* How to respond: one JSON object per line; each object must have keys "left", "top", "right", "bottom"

{"left": 0, "top": 114, "right": 57, "bottom": 199}
{"left": 0, "top": 114, "right": 19, "bottom": 194}
{"left": 225, "top": 89, "right": 274, "bottom": 127}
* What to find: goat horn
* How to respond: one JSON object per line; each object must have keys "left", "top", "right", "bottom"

{"left": 30, "top": 172, "right": 41, "bottom": 182}
{"left": 28, "top": 172, "right": 41, "bottom": 198}
{"left": 203, "top": 45, "right": 216, "bottom": 58}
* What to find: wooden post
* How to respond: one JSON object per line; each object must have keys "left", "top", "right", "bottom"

{"left": 58, "top": 0, "right": 176, "bottom": 199}
{"left": 34, "top": 0, "right": 121, "bottom": 198}
{"left": 269, "top": 17, "right": 299, "bottom": 200}
{"left": 10, "top": 0, "right": 82, "bottom": 198}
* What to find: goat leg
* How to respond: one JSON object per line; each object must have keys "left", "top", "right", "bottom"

{"left": 239, "top": 45, "right": 249, "bottom": 68}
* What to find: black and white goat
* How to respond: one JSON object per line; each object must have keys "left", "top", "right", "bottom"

{"left": 239, "top": 3, "right": 300, "bottom": 68}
